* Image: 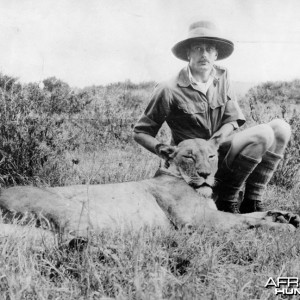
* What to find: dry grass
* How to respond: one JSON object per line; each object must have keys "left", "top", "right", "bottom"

{"left": 1, "top": 217, "right": 300, "bottom": 299}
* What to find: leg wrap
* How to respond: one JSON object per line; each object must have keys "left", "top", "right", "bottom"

{"left": 214, "top": 153, "right": 261, "bottom": 213}
{"left": 240, "top": 150, "right": 282, "bottom": 213}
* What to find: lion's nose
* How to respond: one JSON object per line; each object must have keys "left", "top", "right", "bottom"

{"left": 197, "top": 171, "right": 210, "bottom": 179}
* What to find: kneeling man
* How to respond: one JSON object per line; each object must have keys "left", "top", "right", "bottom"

{"left": 133, "top": 20, "right": 291, "bottom": 214}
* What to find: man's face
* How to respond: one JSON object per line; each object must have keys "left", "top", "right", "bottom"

{"left": 188, "top": 42, "right": 218, "bottom": 73}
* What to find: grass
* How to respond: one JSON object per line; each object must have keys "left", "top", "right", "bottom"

{"left": 0, "top": 78, "right": 300, "bottom": 299}
{"left": 2, "top": 219, "right": 300, "bottom": 299}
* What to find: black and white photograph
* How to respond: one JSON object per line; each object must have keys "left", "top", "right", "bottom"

{"left": 0, "top": 0, "right": 299, "bottom": 299}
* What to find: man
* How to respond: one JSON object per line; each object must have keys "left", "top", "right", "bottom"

{"left": 133, "top": 20, "right": 291, "bottom": 214}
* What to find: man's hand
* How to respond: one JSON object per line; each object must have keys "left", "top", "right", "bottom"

{"left": 155, "top": 143, "right": 176, "bottom": 160}
{"left": 211, "top": 122, "right": 236, "bottom": 141}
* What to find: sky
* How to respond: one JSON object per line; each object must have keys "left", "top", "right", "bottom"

{"left": 0, "top": 0, "right": 300, "bottom": 87}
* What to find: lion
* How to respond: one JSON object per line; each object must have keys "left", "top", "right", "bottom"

{"left": 0, "top": 137, "right": 298, "bottom": 241}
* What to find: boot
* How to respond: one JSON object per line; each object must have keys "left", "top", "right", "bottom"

{"left": 239, "top": 150, "right": 282, "bottom": 213}
{"left": 214, "top": 153, "right": 261, "bottom": 213}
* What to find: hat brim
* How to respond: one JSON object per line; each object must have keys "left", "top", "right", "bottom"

{"left": 171, "top": 37, "right": 234, "bottom": 61}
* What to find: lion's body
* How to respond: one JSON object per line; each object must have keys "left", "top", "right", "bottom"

{"left": 0, "top": 138, "right": 298, "bottom": 239}
{"left": 0, "top": 171, "right": 218, "bottom": 236}
{"left": 0, "top": 181, "right": 169, "bottom": 233}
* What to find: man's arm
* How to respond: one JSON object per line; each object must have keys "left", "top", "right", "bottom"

{"left": 133, "top": 132, "right": 159, "bottom": 154}
{"left": 133, "top": 83, "right": 172, "bottom": 154}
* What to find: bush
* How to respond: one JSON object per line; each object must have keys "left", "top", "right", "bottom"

{"left": 247, "top": 80, "right": 300, "bottom": 105}
{"left": 0, "top": 75, "right": 91, "bottom": 186}
{"left": 42, "top": 77, "right": 92, "bottom": 115}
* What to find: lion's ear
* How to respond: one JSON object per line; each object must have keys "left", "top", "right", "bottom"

{"left": 155, "top": 143, "right": 177, "bottom": 160}
{"left": 209, "top": 133, "right": 223, "bottom": 148}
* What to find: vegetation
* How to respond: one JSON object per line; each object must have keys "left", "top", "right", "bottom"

{"left": 0, "top": 75, "right": 300, "bottom": 299}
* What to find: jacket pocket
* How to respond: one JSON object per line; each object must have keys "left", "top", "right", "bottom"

{"left": 180, "top": 101, "right": 206, "bottom": 114}
{"left": 210, "top": 96, "right": 227, "bottom": 110}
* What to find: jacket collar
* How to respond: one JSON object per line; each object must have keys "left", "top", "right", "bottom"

{"left": 177, "top": 66, "right": 191, "bottom": 87}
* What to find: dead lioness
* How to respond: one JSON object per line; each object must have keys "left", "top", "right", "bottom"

{"left": 0, "top": 137, "right": 298, "bottom": 239}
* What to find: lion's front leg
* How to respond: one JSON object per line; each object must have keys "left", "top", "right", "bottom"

{"left": 263, "top": 210, "right": 300, "bottom": 227}
{"left": 241, "top": 210, "right": 300, "bottom": 230}
{"left": 191, "top": 207, "right": 300, "bottom": 231}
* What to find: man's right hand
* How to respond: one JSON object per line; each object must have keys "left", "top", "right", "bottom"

{"left": 133, "top": 132, "right": 176, "bottom": 160}
{"left": 154, "top": 143, "right": 176, "bottom": 160}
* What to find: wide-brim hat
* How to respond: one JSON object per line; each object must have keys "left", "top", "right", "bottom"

{"left": 172, "top": 21, "right": 234, "bottom": 61}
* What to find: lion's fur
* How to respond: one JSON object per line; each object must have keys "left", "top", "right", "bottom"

{"left": 0, "top": 138, "right": 298, "bottom": 239}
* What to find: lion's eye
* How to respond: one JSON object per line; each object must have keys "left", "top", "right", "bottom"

{"left": 209, "top": 155, "right": 216, "bottom": 160}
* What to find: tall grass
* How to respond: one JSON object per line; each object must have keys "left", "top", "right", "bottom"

{"left": 2, "top": 222, "right": 300, "bottom": 299}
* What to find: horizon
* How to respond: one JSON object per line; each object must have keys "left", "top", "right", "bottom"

{"left": 0, "top": 0, "right": 300, "bottom": 88}
{"left": 0, "top": 71, "right": 294, "bottom": 91}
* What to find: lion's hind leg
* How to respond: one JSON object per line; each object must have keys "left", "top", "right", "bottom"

{"left": 0, "top": 186, "right": 79, "bottom": 235}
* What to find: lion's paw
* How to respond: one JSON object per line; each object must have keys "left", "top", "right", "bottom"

{"left": 266, "top": 210, "right": 300, "bottom": 228}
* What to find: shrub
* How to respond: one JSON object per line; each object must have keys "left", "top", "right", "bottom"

{"left": 0, "top": 75, "right": 92, "bottom": 186}
{"left": 42, "top": 77, "right": 92, "bottom": 115}
{"left": 0, "top": 112, "right": 69, "bottom": 186}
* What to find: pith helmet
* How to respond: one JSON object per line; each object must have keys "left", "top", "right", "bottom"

{"left": 172, "top": 20, "right": 234, "bottom": 61}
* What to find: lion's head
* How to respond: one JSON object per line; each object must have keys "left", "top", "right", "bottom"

{"left": 156, "top": 137, "right": 220, "bottom": 193}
